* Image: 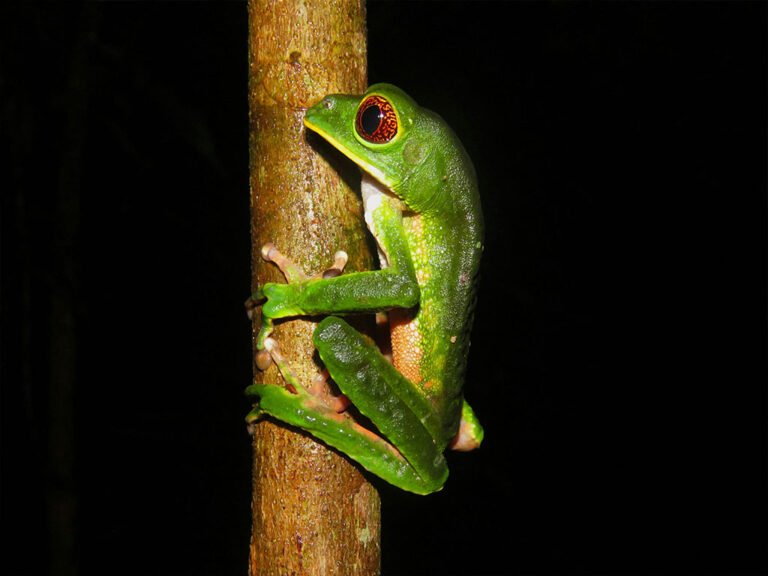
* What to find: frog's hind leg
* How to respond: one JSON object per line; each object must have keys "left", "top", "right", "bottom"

{"left": 312, "top": 316, "right": 448, "bottom": 492}
{"left": 246, "top": 314, "right": 448, "bottom": 494}
{"left": 246, "top": 375, "right": 434, "bottom": 491}
{"left": 245, "top": 335, "right": 435, "bottom": 493}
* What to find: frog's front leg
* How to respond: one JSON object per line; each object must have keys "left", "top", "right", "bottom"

{"left": 246, "top": 243, "right": 349, "bottom": 363}
{"left": 247, "top": 316, "right": 449, "bottom": 494}
{"left": 249, "top": 198, "right": 419, "bottom": 327}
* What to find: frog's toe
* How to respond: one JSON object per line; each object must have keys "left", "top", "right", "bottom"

{"left": 320, "top": 250, "right": 348, "bottom": 279}
{"left": 261, "top": 242, "right": 348, "bottom": 282}
{"left": 308, "top": 369, "right": 350, "bottom": 413}
{"left": 254, "top": 336, "right": 277, "bottom": 373}
{"left": 245, "top": 291, "right": 266, "bottom": 320}
{"left": 255, "top": 348, "right": 272, "bottom": 370}
{"left": 261, "top": 243, "right": 308, "bottom": 283}
{"left": 260, "top": 242, "right": 277, "bottom": 261}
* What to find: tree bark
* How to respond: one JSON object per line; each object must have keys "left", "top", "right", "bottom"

{"left": 247, "top": 1, "right": 380, "bottom": 575}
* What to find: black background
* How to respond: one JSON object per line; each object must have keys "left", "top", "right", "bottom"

{"left": 2, "top": 2, "right": 766, "bottom": 575}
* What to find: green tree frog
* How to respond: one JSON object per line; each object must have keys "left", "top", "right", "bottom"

{"left": 246, "top": 83, "right": 484, "bottom": 495}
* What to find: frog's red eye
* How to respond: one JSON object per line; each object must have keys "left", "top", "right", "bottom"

{"left": 355, "top": 95, "right": 398, "bottom": 144}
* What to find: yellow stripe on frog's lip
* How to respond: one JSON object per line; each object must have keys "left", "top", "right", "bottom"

{"left": 304, "top": 117, "right": 393, "bottom": 188}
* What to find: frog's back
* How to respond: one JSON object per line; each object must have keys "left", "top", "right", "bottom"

{"left": 391, "top": 112, "right": 483, "bottom": 444}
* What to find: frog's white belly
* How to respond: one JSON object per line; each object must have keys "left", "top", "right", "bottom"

{"left": 361, "top": 172, "right": 392, "bottom": 269}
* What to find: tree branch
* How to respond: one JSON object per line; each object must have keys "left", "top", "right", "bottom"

{"left": 247, "top": 1, "right": 381, "bottom": 574}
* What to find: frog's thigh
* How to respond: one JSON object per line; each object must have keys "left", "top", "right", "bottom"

{"left": 313, "top": 316, "right": 448, "bottom": 487}
{"left": 312, "top": 316, "right": 421, "bottom": 419}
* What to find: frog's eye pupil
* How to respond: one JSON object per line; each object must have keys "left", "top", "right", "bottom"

{"left": 356, "top": 95, "right": 398, "bottom": 144}
{"left": 360, "top": 105, "right": 383, "bottom": 136}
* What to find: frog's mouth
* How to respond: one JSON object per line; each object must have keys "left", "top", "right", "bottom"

{"left": 304, "top": 117, "right": 395, "bottom": 191}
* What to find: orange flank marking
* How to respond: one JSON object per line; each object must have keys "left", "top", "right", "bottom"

{"left": 389, "top": 308, "right": 423, "bottom": 384}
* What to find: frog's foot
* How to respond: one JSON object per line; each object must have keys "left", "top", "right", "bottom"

{"left": 245, "top": 295, "right": 262, "bottom": 321}
{"left": 309, "top": 369, "right": 351, "bottom": 413}
{"left": 448, "top": 400, "right": 484, "bottom": 452}
{"left": 261, "top": 243, "right": 348, "bottom": 283}
{"left": 259, "top": 337, "right": 349, "bottom": 412}
{"left": 260, "top": 337, "right": 299, "bottom": 394}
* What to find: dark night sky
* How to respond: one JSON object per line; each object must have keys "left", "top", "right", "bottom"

{"left": 2, "top": 2, "right": 766, "bottom": 575}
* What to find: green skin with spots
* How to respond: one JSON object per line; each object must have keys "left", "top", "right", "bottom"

{"left": 247, "top": 84, "right": 483, "bottom": 494}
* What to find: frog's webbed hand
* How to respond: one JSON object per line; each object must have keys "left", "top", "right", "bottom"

{"left": 246, "top": 243, "right": 348, "bottom": 313}
{"left": 246, "top": 243, "right": 349, "bottom": 367}
{"left": 262, "top": 242, "right": 349, "bottom": 282}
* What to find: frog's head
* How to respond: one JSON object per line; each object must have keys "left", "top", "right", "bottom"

{"left": 304, "top": 83, "right": 437, "bottom": 209}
